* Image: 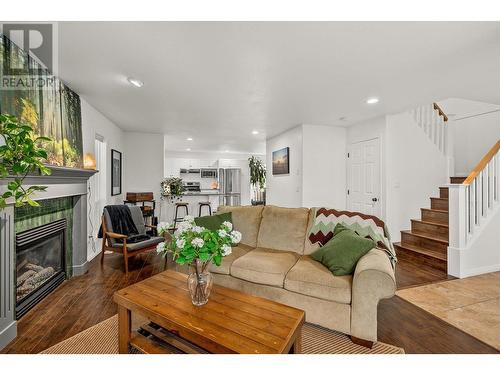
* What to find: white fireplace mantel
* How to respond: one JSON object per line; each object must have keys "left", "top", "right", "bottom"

{"left": 0, "top": 165, "right": 97, "bottom": 203}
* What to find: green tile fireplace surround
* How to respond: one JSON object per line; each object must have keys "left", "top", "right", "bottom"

{"left": 15, "top": 197, "right": 75, "bottom": 277}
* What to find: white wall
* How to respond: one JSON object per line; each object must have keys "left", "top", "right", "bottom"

{"left": 266, "top": 126, "right": 303, "bottom": 207}
{"left": 385, "top": 111, "right": 449, "bottom": 241}
{"left": 451, "top": 111, "right": 500, "bottom": 176}
{"left": 81, "top": 98, "right": 125, "bottom": 206}
{"left": 124, "top": 132, "right": 164, "bottom": 202}
{"left": 302, "top": 125, "right": 346, "bottom": 209}
{"left": 347, "top": 116, "right": 387, "bottom": 220}
{"left": 81, "top": 98, "right": 125, "bottom": 261}
{"left": 266, "top": 124, "right": 347, "bottom": 209}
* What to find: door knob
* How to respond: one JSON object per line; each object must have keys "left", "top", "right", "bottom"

{"left": 372, "top": 198, "right": 378, "bottom": 202}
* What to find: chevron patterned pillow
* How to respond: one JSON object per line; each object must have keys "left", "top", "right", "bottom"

{"left": 308, "top": 208, "right": 388, "bottom": 247}
{"left": 308, "top": 208, "right": 397, "bottom": 267}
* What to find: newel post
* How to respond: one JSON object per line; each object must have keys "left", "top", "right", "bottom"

{"left": 448, "top": 183, "right": 468, "bottom": 277}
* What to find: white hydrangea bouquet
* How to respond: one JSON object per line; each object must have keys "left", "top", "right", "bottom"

{"left": 156, "top": 215, "right": 241, "bottom": 305}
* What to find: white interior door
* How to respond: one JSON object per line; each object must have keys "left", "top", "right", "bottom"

{"left": 347, "top": 138, "right": 381, "bottom": 217}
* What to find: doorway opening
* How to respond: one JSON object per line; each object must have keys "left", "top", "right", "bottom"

{"left": 87, "top": 134, "right": 107, "bottom": 261}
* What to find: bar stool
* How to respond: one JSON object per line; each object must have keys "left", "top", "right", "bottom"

{"left": 173, "top": 202, "right": 189, "bottom": 228}
{"left": 198, "top": 201, "right": 212, "bottom": 217}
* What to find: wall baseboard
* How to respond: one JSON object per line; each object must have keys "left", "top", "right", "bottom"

{"left": 448, "top": 246, "right": 500, "bottom": 278}
{"left": 72, "top": 261, "right": 89, "bottom": 276}
{"left": 459, "top": 264, "right": 500, "bottom": 279}
{"left": 0, "top": 321, "right": 17, "bottom": 351}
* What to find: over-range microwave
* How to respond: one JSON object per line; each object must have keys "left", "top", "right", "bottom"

{"left": 200, "top": 168, "right": 218, "bottom": 178}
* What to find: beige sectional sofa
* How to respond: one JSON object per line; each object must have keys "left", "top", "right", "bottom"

{"left": 212, "top": 205, "right": 396, "bottom": 345}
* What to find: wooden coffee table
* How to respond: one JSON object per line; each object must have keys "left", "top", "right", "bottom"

{"left": 113, "top": 270, "right": 305, "bottom": 354}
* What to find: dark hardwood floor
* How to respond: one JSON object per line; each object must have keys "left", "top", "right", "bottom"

{"left": 2, "top": 251, "right": 497, "bottom": 354}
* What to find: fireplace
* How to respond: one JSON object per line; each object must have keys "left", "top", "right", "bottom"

{"left": 15, "top": 219, "right": 67, "bottom": 318}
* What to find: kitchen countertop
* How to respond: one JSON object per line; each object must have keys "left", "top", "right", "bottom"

{"left": 182, "top": 191, "right": 241, "bottom": 196}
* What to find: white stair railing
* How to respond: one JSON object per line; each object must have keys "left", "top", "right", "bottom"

{"left": 448, "top": 140, "right": 500, "bottom": 249}
{"left": 410, "top": 103, "right": 448, "bottom": 156}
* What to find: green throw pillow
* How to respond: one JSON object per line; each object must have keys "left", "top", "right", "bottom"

{"left": 332, "top": 222, "right": 351, "bottom": 236}
{"left": 194, "top": 212, "right": 232, "bottom": 231}
{"left": 311, "top": 225, "right": 375, "bottom": 276}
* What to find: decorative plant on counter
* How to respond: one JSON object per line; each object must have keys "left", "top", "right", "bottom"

{"left": 156, "top": 216, "right": 242, "bottom": 306}
{"left": 0, "top": 114, "right": 52, "bottom": 209}
{"left": 160, "top": 177, "right": 186, "bottom": 202}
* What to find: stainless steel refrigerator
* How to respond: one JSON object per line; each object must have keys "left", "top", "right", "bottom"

{"left": 218, "top": 168, "right": 241, "bottom": 206}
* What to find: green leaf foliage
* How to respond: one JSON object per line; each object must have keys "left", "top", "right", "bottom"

{"left": 0, "top": 113, "right": 52, "bottom": 209}
{"left": 157, "top": 220, "right": 239, "bottom": 270}
{"left": 248, "top": 155, "right": 266, "bottom": 189}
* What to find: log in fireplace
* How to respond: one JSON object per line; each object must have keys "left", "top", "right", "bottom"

{"left": 15, "top": 219, "right": 67, "bottom": 318}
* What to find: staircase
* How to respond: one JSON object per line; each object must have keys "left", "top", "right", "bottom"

{"left": 395, "top": 176, "right": 466, "bottom": 272}
{"left": 394, "top": 102, "right": 453, "bottom": 272}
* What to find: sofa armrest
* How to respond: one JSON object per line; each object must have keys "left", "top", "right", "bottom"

{"left": 350, "top": 248, "right": 396, "bottom": 342}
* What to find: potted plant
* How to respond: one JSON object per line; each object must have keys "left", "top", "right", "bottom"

{"left": 156, "top": 216, "right": 241, "bottom": 306}
{"left": 0, "top": 114, "right": 52, "bottom": 209}
{"left": 248, "top": 156, "right": 266, "bottom": 204}
{"left": 160, "top": 177, "right": 186, "bottom": 203}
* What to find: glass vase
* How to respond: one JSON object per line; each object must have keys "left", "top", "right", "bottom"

{"left": 187, "top": 260, "right": 214, "bottom": 306}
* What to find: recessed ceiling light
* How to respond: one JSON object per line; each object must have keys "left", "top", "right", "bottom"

{"left": 252, "top": 130, "right": 259, "bottom": 135}
{"left": 127, "top": 77, "right": 144, "bottom": 88}
{"left": 186, "top": 137, "right": 193, "bottom": 141}
{"left": 366, "top": 97, "right": 379, "bottom": 104}
{"left": 186, "top": 148, "right": 191, "bottom": 151}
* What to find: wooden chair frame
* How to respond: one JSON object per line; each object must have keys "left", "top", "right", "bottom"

{"left": 100, "top": 215, "right": 158, "bottom": 274}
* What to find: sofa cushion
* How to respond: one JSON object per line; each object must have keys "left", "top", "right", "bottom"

{"left": 231, "top": 248, "right": 300, "bottom": 287}
{"left": 284, "top": 256, "right": 352, "bottom": 304}
{"left": 217, "top": 205, "right": 264, "bottom": 247}
{"left": 257, "top": 206, "right": 310, "bottom": 254}
{"left": 303, "top": 208, "right": 321, "bottom": 255}
{"left": 208, "top": 244, "right": 253, "bottom": 275}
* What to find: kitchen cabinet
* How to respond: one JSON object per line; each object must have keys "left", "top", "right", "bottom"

{"left": 199, "top": 159, "right": 217, "bottom": 168}
{"left": 218, "top": 158, "right": 238, "bottom": 168}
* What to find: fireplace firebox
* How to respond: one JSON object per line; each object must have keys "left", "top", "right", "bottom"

{"left": 15, "top": 219, "right": 67, "bottom": 318}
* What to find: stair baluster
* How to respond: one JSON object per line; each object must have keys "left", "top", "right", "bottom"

{"left": 449, "top": 140, "right": 500, "bottom": 249}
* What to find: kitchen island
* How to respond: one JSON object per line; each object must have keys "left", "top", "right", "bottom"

{"left": 159, "top": 191, "right": 241, "bottom": 222}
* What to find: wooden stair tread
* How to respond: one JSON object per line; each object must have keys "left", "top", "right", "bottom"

{"left": 421, "top": 208, "right": 448, "bottom": 213}
{"left": 401, "top": 230, "right": 449, "bottom": 244}
{"left": 395, "top": 242, "right": 447, "bottom": 261}
{"left": 450, "top": 176, "right": 467, "bottom": 184}
{"left": 430, "top": 197, "right": 448, "bottom": 201}
{"left": 411, "top": 219, "right": 449, "bottom": 228}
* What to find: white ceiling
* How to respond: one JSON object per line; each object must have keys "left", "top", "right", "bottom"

{"left": 57, "top": 22, "right": 500, "bottom": 153}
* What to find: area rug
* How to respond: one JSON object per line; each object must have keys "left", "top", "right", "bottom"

{"left": 41, "top": 315, "right": 404, "bottom": 354}
{"left": 397, "top": 271, "right": 500, "bottom": 351}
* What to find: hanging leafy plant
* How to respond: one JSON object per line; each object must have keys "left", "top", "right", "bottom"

{"left": 0, "top": 114, "right": 52, "bottom": 209}
{"left": 248, "top": 156, "right": 266, "bottom": 190}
